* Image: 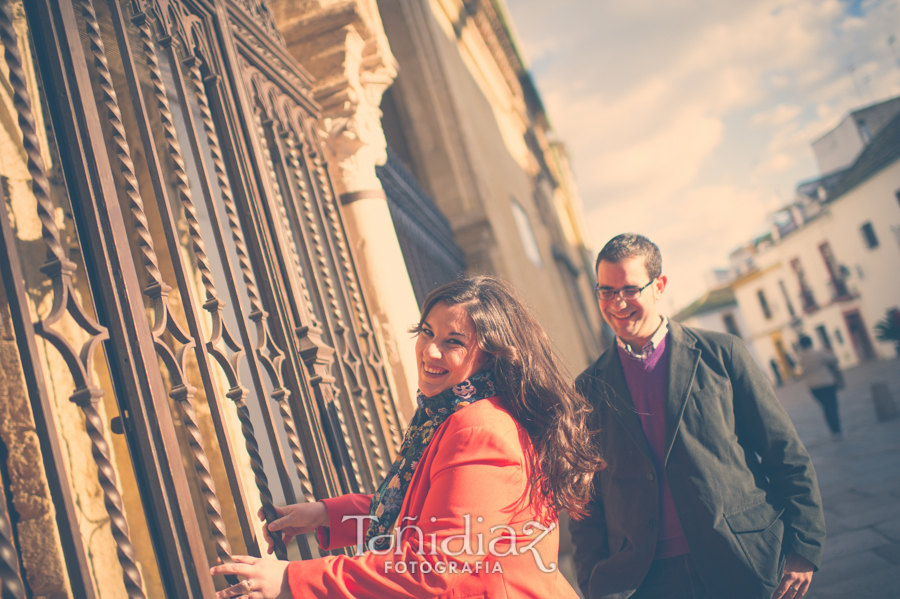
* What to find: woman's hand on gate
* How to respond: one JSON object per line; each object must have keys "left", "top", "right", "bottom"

{"left": 258, "top": 503, "right": 328, "bottom": 554}
{"left": 210, "top": 555, "right": 291, "bottom": 599}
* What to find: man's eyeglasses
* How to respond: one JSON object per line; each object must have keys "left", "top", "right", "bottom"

{"left": 594, "top": 279, "right": 655, "bottom": 301}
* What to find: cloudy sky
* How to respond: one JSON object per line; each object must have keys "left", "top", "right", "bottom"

{"left": 504, "top": 0, "right": 900, "bottom": 313}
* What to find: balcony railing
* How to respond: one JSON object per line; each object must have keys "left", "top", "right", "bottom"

{"left": 799, "top": 289, "right": 818, "bottom": 313}
{"left": 827, "top": 279, "right": 857, "bottom": 303}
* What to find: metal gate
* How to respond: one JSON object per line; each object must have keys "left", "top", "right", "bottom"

{"left": 0, "top": 0, "right": 403, "bottom": 596}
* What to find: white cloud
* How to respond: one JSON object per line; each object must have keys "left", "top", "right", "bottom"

{"left": 751, "top": 104, "right": 803, "bottom": 127}
{"left": 589, "top": 105, "right": 722, "bottom": 182}
{"left": 532, "top": 0, "right": 855, "bottom": 189}
{"left": 756, "top": 152, "right": 797, "bottom": 174}
{"left": 584, "top": 184, "right": 782, "bottom": 310}
{"left": 506, "top": 0, "right": 900, "bottom": 310}
{"left": 841, "top": 15, "right": 868, "bottom": 31}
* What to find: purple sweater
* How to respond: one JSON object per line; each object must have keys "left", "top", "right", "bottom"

{"left": 618, "top": 335, "right": 690, "bottom": 559}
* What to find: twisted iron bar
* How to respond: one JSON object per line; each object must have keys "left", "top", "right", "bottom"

{"left": 0, "top": 0, "right": 70, "bottom": 269}
{"left": 277, "top": 139, "right": 387, "bottom": 478}
{"left": 187, "top": 61, "right": 264, "bottom": 320}
{"left": 0, "top": 480, "right": 26, "bottom": 599}
{"left": 259, "top": 321, "right": 317, "bottom": 504}
{"left": 133, "top": 10, "right": 238, "bottom": 567}
{"left": 80, "top": 0, "right": 241, "bottom": 576}
{"left": 254, "top": 109, "right": 320, "bottom": 330}
{"left": 137, "top": 14, "right": 218, "bottom": 303}
{"left": 283, "top": 131, "right": 341, "bottom": 331}
{"left": 229, "top": 388, "right": 287, "bottom": 560}
{"left": 1, "top": 4, "right": 140, "bottom": 599}
{"left": 315, "top": 155, "right": 403, "bottom": 452}
{"left": 327, "top": 381, "right": 363, "bottom": 490}
{"left": 348, "top": 374, "right": 386, "bottom": 479}
{"left": 170, "top": 384, "right": 233, "bottom": 564}
{"left": 257, "top": 109, "right": 376, "bottom": 486}
{"left": 310, "top": 151, "right": 400, "bottom": 462}
{"left": 282, "top": 130, "right": 370, "bottom": 452}
{"left": 313, "top": 157, "right": 368, "bottom": 338}
{"left": 250, "top": 120, "right": 365, "bottom": 490}
{"left": 81, "top": 400, "right": 145, "bottom": 598}
{"left": 271, "top": 383, "right": 314, "bottom": 503}
{"left": 253, "top": 110, "right": 319, "bottom": 502}
{"left": 185, "top": 60, "right": 295, "bottom": 547}
{"left": 78, "top": 0, "right": 162, "bottom": 288}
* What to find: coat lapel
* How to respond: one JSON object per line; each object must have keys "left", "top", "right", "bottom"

{"left": 594, "top": 347, "right": 653, "bottom": 461}
{"left": 663, "top": 322, "right": 701, "bottom": 466}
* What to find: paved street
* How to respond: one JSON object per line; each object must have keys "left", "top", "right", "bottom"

{"left": 775, "top": 357, "right": 900, "bottom": 599}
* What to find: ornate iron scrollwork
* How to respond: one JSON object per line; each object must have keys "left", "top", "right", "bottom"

{"left": 0, "top": 0, "right": 145, "bottom": 596}
{"left": 232, "top": 0, "right": 285, "bottom": 47}
{"left": 3, "top": 0, "right": 409, "bottom": 591}
{"left": 309, "top": 142, "right": 403, "bottom": 454}
{"left": 182, "top": 56, "right": 302, "bottom": 555}
{"left": 79, "top": 0, "right": 239, "bottom": 577}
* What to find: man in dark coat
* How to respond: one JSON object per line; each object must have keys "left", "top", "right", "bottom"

{"left": 571, "top": 234, "right": 825, "bottom": 599}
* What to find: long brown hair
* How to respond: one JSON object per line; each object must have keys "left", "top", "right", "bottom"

{"left": 414, "top": 276, "right": 605, "bottom": 519}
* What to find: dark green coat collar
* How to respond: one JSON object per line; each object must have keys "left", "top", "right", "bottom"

{"left": 594, "top": 321, "right": 701, "bottom": 467}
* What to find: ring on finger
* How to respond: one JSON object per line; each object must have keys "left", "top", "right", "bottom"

{"left": 242, "top": 579, "right": 252, "bottom": 592}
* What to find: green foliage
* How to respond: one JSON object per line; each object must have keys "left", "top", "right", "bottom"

{"left": 874, "top": 309, "right": 900, "bottom": 355}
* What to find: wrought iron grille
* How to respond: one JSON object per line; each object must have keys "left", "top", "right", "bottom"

{"left": 378, "top": 147, "right": 467, "bottom": 306}
{"left": 0, "top": 0, "right": 403, "bottom": 596}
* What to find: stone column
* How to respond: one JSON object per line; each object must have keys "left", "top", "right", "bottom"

{"left": 271, "top": 0, "right": 420, "bottom": 413}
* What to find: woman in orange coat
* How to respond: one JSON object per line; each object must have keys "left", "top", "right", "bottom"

{"left": 211, "top": 276, "right": 605, "bottom": 598}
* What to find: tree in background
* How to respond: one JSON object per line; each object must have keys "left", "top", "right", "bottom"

{"left": 874, "top": 308, "right": 900, "bottom": 357}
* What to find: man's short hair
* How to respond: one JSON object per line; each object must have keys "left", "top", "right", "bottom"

{"left": 799, "top": 335, "right": 813, "bottom": 348}
{"left": 595, "top": 233, "right": 662, "bottom": 280}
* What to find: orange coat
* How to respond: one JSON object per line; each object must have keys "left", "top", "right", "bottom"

{"left": 286, "top": 396, "right": 579, "bottom": 598}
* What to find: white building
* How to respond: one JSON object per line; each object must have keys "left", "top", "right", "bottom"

{"left": 672, "top": 284, "right": 769, "bottom": 376}
{"left": 730, "top": 99, "right": 900, "bottom": 385}
{"left": 812, "top": 96, "right": 900, "bottom": 175}
{"left": 673, "top": 285, "right": 750, "bottom": 339}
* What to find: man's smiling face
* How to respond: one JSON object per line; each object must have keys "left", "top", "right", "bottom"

{"left": 596, "top": 256, "right": 666, "bottom": 348}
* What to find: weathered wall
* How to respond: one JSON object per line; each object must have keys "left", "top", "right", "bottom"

{"left": 375, "top": 0, "right": 603, "bottom": 372}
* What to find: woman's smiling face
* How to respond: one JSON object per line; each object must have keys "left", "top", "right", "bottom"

{"left": 415, "top": 301, "right": 489, "bottom": 398}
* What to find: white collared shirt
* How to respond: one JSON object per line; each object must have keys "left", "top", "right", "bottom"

{"left": 616, "top": 316, "right": 669, "bottom": 361}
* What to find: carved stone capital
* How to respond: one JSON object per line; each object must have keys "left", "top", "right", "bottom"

{"left": 271, "top": 0, "right": 397, "bottom": 196}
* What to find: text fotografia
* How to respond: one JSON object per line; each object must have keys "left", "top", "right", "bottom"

{"left": 385, "top": 559, "right": 504, "bottom": 575}
{"left": 343, "top": 514, "right": 558, "bottom": 573}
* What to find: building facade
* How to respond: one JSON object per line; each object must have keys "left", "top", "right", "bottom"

{"left": 673, "top": 285, "right": 752, "bottom": 343}
{"left": 811, "top": 96, "right": 900, "bottom": 175}
{"left": 269, "top": 0, "right": 603, "bottom": 407}
{"left": 0, "top": 0, "right": 603, "bottom": 596}
{"left": 730, "top": 101, "right": 900, "bottom": 385}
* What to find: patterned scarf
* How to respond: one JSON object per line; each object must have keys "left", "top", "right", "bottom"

{"left": 365, "top": 369, "right": 497, "bottom": 551}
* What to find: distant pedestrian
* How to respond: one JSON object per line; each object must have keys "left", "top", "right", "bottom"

{"left": 797, "top": 335, "right": 843, "bottom": 439}
{"left": 784, "top": 352, "right": 798, "bottom": 379}
{"left": 770, "top": 358, "right": 784, "bottom": 386}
